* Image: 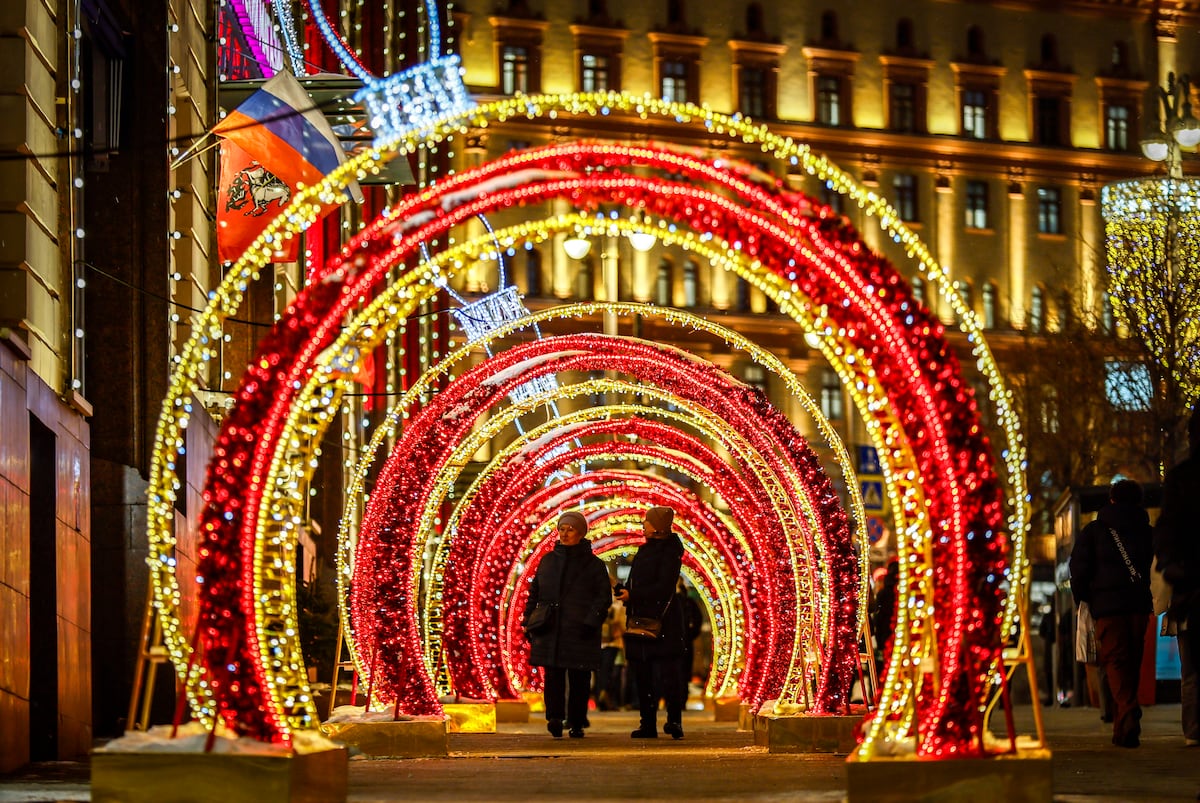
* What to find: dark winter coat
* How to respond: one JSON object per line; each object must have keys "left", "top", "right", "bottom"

{"left": 1156, "top": 453, "right": 1200, "bottom": 622}
{"left": 524, "top": 541, "right": 612, "bottom": 670}
{"left": 624, "top": 533, "right": 687, "bottom": 661}
{"left": 1070, "top": 500, "right": 1153, "bottom": 619}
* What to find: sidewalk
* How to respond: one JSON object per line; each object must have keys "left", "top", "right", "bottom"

{"left": 0, "top": 703, "right": 1195, "bottom": 801}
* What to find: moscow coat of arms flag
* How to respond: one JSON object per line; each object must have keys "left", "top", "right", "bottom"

{"left": 213, "top": 70, "right": 362, "bottom": 263}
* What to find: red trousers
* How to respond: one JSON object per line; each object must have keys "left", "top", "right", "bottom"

{"left": 1095, "top": 613, "right": 1148, "bottom": 746}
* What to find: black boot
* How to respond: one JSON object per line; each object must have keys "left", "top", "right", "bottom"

{"left": 663, "top": 721, "right": 684, "bottom": 740}
{"left": 547, "top": 719, "right": 563, "bottom": 738}
{"left": 631, "top": 725, "right": 657, "bottom": 738}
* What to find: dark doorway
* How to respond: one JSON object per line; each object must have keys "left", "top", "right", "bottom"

{"left": 29, "top": 415, "right": 59, "bottom": 760}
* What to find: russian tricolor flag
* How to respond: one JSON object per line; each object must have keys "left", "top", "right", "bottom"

{"left": 214, "top": 70, "right": 362, "bottom": 263}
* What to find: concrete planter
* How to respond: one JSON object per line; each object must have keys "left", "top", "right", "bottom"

{"left": 845, "top": 747, "right": 1053, "bottom": 802}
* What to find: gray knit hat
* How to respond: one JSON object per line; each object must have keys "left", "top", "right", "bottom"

{"left": 558, "top": 511, "right": 588, "bottom": 535}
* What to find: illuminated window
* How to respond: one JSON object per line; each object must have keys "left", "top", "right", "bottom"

{"left": 682, "top": 260, "right": 698, "bottom": 307}
{"left": 1037, "top": 187, "right": 1062, "bottom": 234}
{"left": 581, "top": 54, "right": 610, "bottom": 92}
{"left": 911, "top": 275, "right": 924, "bottom": 304}
{"left": 817, "top": 76, "right": 841, "bottom": 125}
{"left": 501, "top": 46, "right": 529, "bottom": 94}
{"left": 965, "top": 180, "right": 989, "bottom": 229}
{"left": 1106, "top": 361, "right": 1152, "bottom": 411}
{"left": 571, "top": 23, "right": 627, "bottom": 92}
{"left": 963, "top": 90, "right": 987, "bottom": 139}
{"left": 1105, "top": 105, "right": 1130, "bottom": 151}
{"left": 1102, "top": 294, "right": 1115, "bottom": 334}
{"left": 661, "top": 60, "right": 686, "bottom": 102}
{"left": 649, "top": 30, "right": 705, "bottom": 105}
{"left": 1030, "top": 286, "right": 1045, "bottom": 333}
{"left": 981, "top": 282, "right": 997, "bottom": 329}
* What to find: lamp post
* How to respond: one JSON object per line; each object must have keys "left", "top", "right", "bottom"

{"left": 1140, "top": 72, "right": 1200, "bottom": 178}
{"left": 563, "top": 214, "right": 657, "bottom": 336}
{"left": 1102, "top": 72, "right": 1200, "bottom": 470}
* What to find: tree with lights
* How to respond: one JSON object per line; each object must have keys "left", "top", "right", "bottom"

{"left": 1103, "top": 73, "right": 1200, "bottom": 473}
{"left": 1006, "top": 309, "right": 1161, "bottom": 534}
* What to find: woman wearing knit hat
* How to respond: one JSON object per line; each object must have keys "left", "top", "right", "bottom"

{"left": 523, "top": 510, "right": 613, "bottom": 738}
{"left": 614, "top": 505, "right": 688, "bottom": 739}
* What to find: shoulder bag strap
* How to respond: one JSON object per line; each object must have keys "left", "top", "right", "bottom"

{"left": 1108, "top": 527, "right": 1144, "bottom": 583}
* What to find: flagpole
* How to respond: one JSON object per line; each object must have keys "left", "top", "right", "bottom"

{"left": 169, "top": 131, "right": 216, "bottom": 171}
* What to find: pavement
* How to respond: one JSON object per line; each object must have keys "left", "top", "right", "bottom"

{"left": 0, "top": 703, "right": 1196, "bottom": 802}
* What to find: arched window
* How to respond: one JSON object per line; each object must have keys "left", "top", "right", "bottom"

{"left": 682, "top": 259, "right": 698, "bottom": 307}
{"left": 1030, "top": 286, "right": 1045, "bottom": 334}
{"left": 656, "top": 259, "right": 674, "bottom": 306}
{"left": 981, "top": 282, "right": 997, "bottom": 329}
{"left": 896, "top": 18, "right": 914, "bottom": 51}
{"left": 524, "top": 248, "right": 542, "bottom": 296}
{"left": 1039, "top": 34, "right": 1058, "bottom": 65}
{"left": 667, "top": 0, "right": 686, "bottom": 26}
{"left": 746, "top": 3, "right": 765, "bottom": 35}
{"left": 820, "top": 10, "right": 838, "bottom": 42}
{"left": 966, "top": 26, "right": 985, "bottom": 59}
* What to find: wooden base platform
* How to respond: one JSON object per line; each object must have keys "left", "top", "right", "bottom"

{"left": 91, "top": 744, "right": 348, "bottom": 803}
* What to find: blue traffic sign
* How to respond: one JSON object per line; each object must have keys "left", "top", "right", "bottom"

{"left": 857, "top": 445, "right": 881, "bottom": 475}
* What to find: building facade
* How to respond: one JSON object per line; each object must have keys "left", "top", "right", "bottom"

{"left": 2, "top": 0, "right": 1198, "bottom": 771}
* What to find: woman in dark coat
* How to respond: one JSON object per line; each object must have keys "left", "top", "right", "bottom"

{"left": 615, "top": 506, "right": 687, "bottom": 739}
{"left": 523, "top": 511, "right": 612, "bottom": 738}
{"left": 1069, "top": 478, "right": 1154, "bottom": 748}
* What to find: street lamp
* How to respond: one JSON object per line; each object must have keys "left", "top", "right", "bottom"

{"left": 562, "top": 214, "right": 658, "bottom": 335}
{"left": 1140, "top": 72, "right": 1200, "bottom": 178}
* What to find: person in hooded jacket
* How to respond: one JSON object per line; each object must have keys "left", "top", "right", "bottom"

{"left": 615, "top": 506, "right": 687, "bottom": 739}
{"left": 524, "top": 511, "right": 613, "bottom": 738}
{"left": 1070, "top": 478, "right": 1154, "bottom": 748}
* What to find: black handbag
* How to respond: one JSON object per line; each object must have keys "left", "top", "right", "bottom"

{"left": 524, "top": 602, "right": 557, "bottom": 635}
{"left": 624, "top": 615, "right": 663, "bottom": 639}
{"left": 624, "top": 593, "right": 671, "bottom": 640}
